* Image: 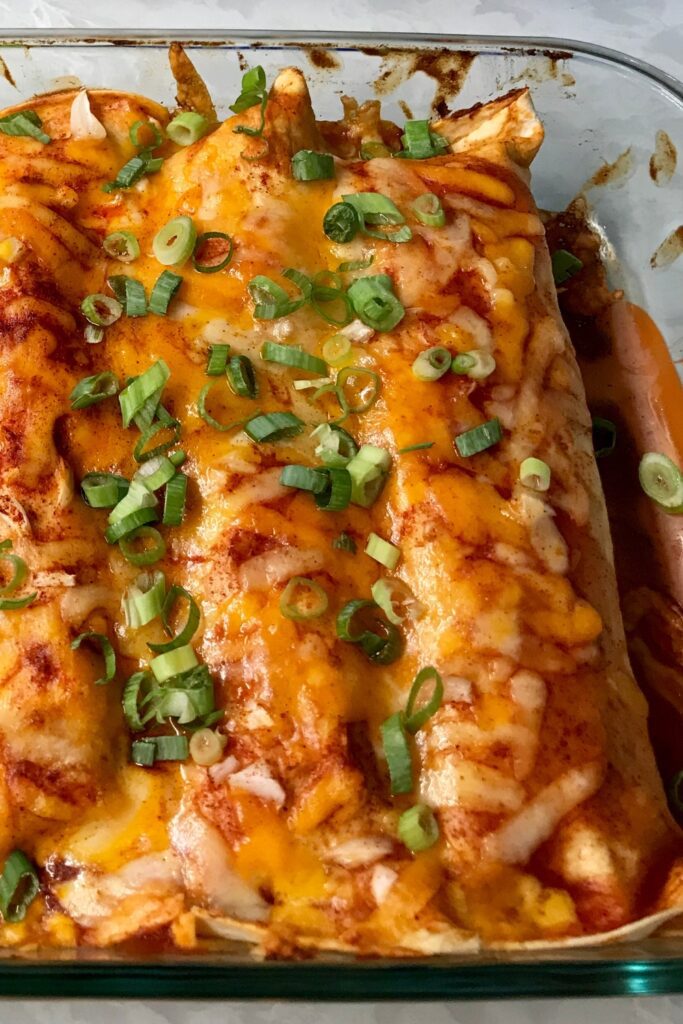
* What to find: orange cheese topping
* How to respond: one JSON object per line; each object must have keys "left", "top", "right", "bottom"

{"left": 0, "top": 72, "right": 676, "bottom": 956}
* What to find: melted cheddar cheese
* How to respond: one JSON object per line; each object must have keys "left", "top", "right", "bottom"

{"left": 0, "top": 54, "right": 680, "bottom": 957}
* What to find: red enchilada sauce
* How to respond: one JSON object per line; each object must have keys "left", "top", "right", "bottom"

{"left": 546, "top": 201, "right": 683, "bottom": 799}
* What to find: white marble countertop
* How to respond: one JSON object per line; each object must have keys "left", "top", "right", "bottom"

{"left": 0, "top": 1, "right": 681, "bottom": 1022}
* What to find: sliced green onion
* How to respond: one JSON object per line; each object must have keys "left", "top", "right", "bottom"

{"left": 315, "top": 467, "right": 352, "bottom": 511}
{"left": 332, "top": 532, "right": 357, "bottom": 553}
{"left": 122, "top": 276, "right": 147, "bottom": 317}
{"left": 411, "top": 192, "right": 446, "bottom": 227}
{"left": 248, "top": 274, "right": 308, "bottom": 320}
{"left": 104, "top": 507, "right": 157, "bottom": 545}
{"left": 398, "top": 442, "right": 434, "bottom": 454}
{"left": 338, "top": 255, "right": 375, "bottom": 273}
{"left": 0, "top": 851, "right": 40, "bottom": 924}
{"left": 134, "top": 418, "right": 181, "bottom": 464}
{"left": 103, "top": 230, "right": 140, "bottom": 263}
{"left": 337, "top": 365, "right": 382, "bottom": 415}
{"left": 360, "top": 141, "right": 391, "bottom": 160}
{"left": 371, "top": 578, "right": 424, "bottom": 625}
{"left": 455, "top": 418, "right": 502, "bottom": 458}
{"left": 69, "top": 371, "right": 118, "bottom": 411}
{"left": 310, "top": 281, "right": 353, "bottom": 327}
{"left": 336, "top": 601, "right": 402, "bottom": 665}
{"left": 592, "top": 416, "right": 617, "bottom": 459}
{"left": 129, "top": 119, "right": 164, "bottom": 149}
{"left": 292, "top": 377, "right": 333, "bottom": 391}
{"left": 0, "top": 592, "right": 36, "bottom": 611}
{"left": 0, "top": 539, "right": 35, "bottom": 610}
{"left": 148, "top": 271, "right": 183, "bottom": 316}
{"left": 108, "top": 479, "right": 157, "bottom": 525}
{"left": 85, "top": 324, "right": 105, "bottom": 345}
{"left": 70, "top": 631, "right": 116, "bottom": 685}
{"left": 150, "top": 643, "right": 198, "bottom": 683}
{"left": 365, "top": 532, "right": 401, "bottom": 570}
{"left": 638, "top": 452, "right": 683, "bottom": 512}
{"left": 280, "top": 464, "right": 328, "bottom": 494}
{"left": 102, "top": 149, "right": 161, "bottom": 193}
{"left": 81, "top": 472, "right": 129, "bottom": 509}
{"left": 342, "top": 192, "right": 412, "bottom": 243}
{"left": 412, "top": 347, "right": 451, "bottom": 381}
{"left": 0, "top": 109, "right": 50, "bottom": 145}
{"left": 163, "top": 473, "right": 188, "bottom": 527}
{"left": 323, "top": 202, "right": 361, "bottom": 243}
{"left": 192, "top": 231, "right": 233, "bottom": 274}
{"left": 404, "top": 667, "right": 443, "bottom": 734}
{"left": 146, "top": 664, "right": 214, "bottom": 726}
{"left": 227, "top": 355, "right": 258, "bottom": 398}
{"left": 166, "top": 111, "right": 210, "bottom": 146}
{"left": 313, "top": 423, "right": 358, "bottom": 468}
{"left": 380, "top": 713, "right": 413, "bottom": 794}
{"left": 552, "top": 249, "right": 583, "bottom": 285}
{"left": 134, "top": 455, "right": 177, "bottom": 492}
{"left": 155, "top": 734, "right": 191, "bottom": 761}
{"left": 399, "top": 120, "right": 449, "bottom": 160}
{"left": 519, "top": 457, "right": 551, "bottom": 492}
{"left": 451, "top": 350, "right": 496, "bottom": 380}
{"left": 119, "top": 360, "right": 170, "bottom": 428}
{"left": 81, "top": 293, "right": 122, "bottom": 327}
{"left": 244, "top": 412, "right": 304, "bottom": 443}
{"left": 291, "top": 150, "right": 335, "bottom": 181}
{"left": 347, "top": 275, "right": 405, "bottom": 332}
{"left": 131, "top": 739, "right": 156, "bottom": 766}
{"left": 132, "top": 735, "right": 190, "bottom": 765}
{"left": 280, "top": 576, "right": 329, "bottom": 620}
{"left": 261, "top": 341, "right": 327, "bottom": 376}
{"left": 336, "top": 599, "right": 377, "bottom": 642}
{"left": 347, "top": 444, "right": 391, "bottom": 507}
{"left": 153, "top": 215, "right": 197, "bottom": 267}
{"left": 362, "top": 618, "right": 402, "bottom": 665}
{"left": 197, "top": 381, "right": 245, "bottom": 433}
{"left": 189, "top": 728, "right": 226, "bottom": 767}
{"left": 123, "top": 570, "right": 166, "bottom": 628}
{"left": 206, "top": 343, "right": 230, "bottom": 376}
{"left": 118, "top": 524, "right": 166, "bottom": 565}
{"left": 398, "top": 803, "right": 439, "bottom": 852}
{"left": 148, "top": 584, "right": 200, "bottom": 653}
{"left": 230, "top": 65, "right": 268, "bottom": 138}
{"left": 169, "top": 450, "right": 186, "bottom": 468}
{"left": 322, "top": 335, "right": 352, "bottom": 366}
{"left": 0, "top": 540, "right": 27, "bottom": 596}
{"left": 122, "top": 670, "right": 153, "bottom": 731}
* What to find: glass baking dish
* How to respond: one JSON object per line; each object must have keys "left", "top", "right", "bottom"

{"left": 0, "top": 28, "right": 681, "bottom": 1000}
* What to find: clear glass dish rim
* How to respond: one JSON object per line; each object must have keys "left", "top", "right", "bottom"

{"left": 0, "top": 28, "right": 681, "bottom": 999}
{"left": 0, "top": 29, "right": 681, "bottom": 103}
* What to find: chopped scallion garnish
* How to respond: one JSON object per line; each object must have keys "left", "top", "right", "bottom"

{"left": 117, "top": 524, "right": 166, "bottom": 564}
{"left": 70, "top": 631, "right": 116, "bottom": 685}
{"left": 166, "top": 111, "right": 209, "bottom": 146}
{"left": 280, "top": 576, "right": 329, "bottom": 620}
{"left": 365, "top": 532, "right": 401, "bottom": 570}
{"left": 454, "top": 418, "right": 502, "bottom": 458}
{"left": 148, "top": 270, "right": 183, "bottom": 316}
{"left": 206, "top": 343, "right": 230, "bottom": 376}
{"left": 148, "top": 584, "right": 200, "bottom": 653}
{"left": 0, "top": 109, "right": 50, "bottom": 144}
{"left": 192, "top": 231, "right": 233, "bottom": 274}
{"left": 244, "top": 411, "right": 304, "bottom": 443}
{"left": 412, "top": 346, "right": 451, "bottom": 381}
{"left": 230, "top": 65, "right": 268, "bottom": 138}
{"left": 380, "top": 712, "right": 413, "bottom": 794}
{"left": 398, "top": 803, "right": 439, "bottom": 852}
{"left": 69, "top": 371, "right": 118, "bottom": 410}
{"left": 103, "top": 230, "right": 140, "bottom": 263}
{"left": 552, "top": 249, "right": 583, "bottom": 285}
{"left": 0, "top": 851, "right": 40, "bottom": 923}
{"left": 411, "top": 192, "right": 446, "bottom": 227}
{"left": 163, "top": 472, "right": 188, "bottom": 526}
{"left": 347, "top": 274, "right": 404, "bottom": 332}
{"left": 519, "top": 457, "right": 551, "bottom": 492}
{"left": 153, "top": 215, "right": 197, "bottom": 267}
{"left": 638, "top": 452, "right": 683, "bottom": 513}
{"left": 291, "top": 149, "right": 335, "bottom": 181}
